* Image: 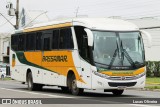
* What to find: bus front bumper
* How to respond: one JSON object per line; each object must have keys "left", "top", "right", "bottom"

{"left": 91, "top": 73, "right": 146, "bottom": 90}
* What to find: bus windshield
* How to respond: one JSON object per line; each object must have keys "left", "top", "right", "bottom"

{"left": 92, "top": 31, "right": 145, "bottom": 70}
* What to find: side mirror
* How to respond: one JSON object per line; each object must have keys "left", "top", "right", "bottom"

{"left": 84, "top": 28, "right": 93, "bottom": 46}
{"left": 140, "top": 30, "right": 152, "bottom": 48}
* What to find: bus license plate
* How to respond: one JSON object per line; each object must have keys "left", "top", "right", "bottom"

{"left": 117, "top": 86, "right": 127, "bottom": 90}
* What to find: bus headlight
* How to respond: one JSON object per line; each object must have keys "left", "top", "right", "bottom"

{"left": 92, "top": 70, "right": 110, "bottom": 79}
{"left": 136, "top": 71, "right": 146, "bottom": 79}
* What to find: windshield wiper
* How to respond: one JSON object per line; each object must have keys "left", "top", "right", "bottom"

{"left": 108, "top": 40, "right": 119, "bottom": 69}
{"left": 120, "top": 41, "right": 137, "bottom": 68}
{"left": 94, "top": 61, "right": 109, "bottom": 66}
{"left": 134, "top": 61, "right": 145, "bottom": 67}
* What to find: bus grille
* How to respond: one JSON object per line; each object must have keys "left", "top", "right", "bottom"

{"left": 108, "top": 76, "right": 137, "bottom": 80}
{"left": 108, "top": 82, "right": 137, "bottom": 87}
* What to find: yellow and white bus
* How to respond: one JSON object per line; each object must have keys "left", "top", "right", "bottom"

{"left": 10, "top": 18, "right": 151, "bottom": 95}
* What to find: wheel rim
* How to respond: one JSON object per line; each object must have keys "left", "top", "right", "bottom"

{"left": 72, "top": 79, "right": 77, "bottom": 91}
{"left": 28, "top": 78, "right": 32, "bottom": 88}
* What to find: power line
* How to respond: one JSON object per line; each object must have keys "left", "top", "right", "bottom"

{"left": 0, "top": 13, "right": 15, "bottom": 29}
{"left": 0, "top": 16, "right": 14, "bottom": 27}
{"left": 24, "top": 11, "right": 48, "bottom": 28}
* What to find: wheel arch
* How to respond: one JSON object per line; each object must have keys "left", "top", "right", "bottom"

{"left": 26, "top": 68, "right": 32, "bottom": 82}
{"left": 67, "top": 70, "right": 75, "bottom": 88}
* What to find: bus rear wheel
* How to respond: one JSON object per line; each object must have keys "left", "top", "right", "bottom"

{"left": 112, "top": 90, "right": 124, "bottom": 96}
{"left": 27, "top": 72, "right": 43, "bottom": 91}
{"left": 70, "top": 75, "right": 83, "bottom": 95}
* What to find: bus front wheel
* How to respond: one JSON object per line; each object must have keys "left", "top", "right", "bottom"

{"left": 27, "top": 72, "right": 43, "bottom": 91}
{"left": 112, "top": 90, "right": 124, "bottom": 96}
{"left": 70, "top": 75, "right": 84, "bottom": 95}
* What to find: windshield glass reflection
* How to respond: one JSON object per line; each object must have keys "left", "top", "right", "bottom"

{"left": 92, "top": 31, "right": 144, "bottom": 69}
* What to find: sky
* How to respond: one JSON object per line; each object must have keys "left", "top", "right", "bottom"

{"left": 0, "top": 0, "right": 160, "bottom": 33}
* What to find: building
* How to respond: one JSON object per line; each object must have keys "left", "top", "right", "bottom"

{"left": 128, "top": 17, "right": 160, "bottom": 61}
{"left": 0, "top": 33, "right": 10, "bottom": 63}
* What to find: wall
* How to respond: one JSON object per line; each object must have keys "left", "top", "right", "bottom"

{"left": 0, "top": 34, "right": 11, "bottom": 63}
{"left": 128, "top": 18, "right": 160, "bottom": 61}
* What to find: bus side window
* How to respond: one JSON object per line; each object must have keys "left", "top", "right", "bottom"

{"left": 36, "top": 32, "right": 42, "bottom": 50}
{"left": 43, "top": 30, "right": 52, "bottom": 51}
{"left": 52, "top": 30, "right": 59, "bottom": 49}
{"left": 18, "top": 34, "right": 25, "bottom": 51}
{"left": 11, "top": 34, "right": 19, "bottom": 51}
{"left": 26, "top": 33, "right": 36, "bottom": 51}
{"left": 65, "top": 28, "right": 74, "bottom": 49}
{"left": 59, "top": 28, "right": 74, "bottom": 49}
{"left": 82, "top": 35, "right": 89, "bottom": 61}
{"left": 43, "top": 38, "right": 50, "bottom": 50}
{"left": 74, "top": 26, "right": 90, "bottom": 62}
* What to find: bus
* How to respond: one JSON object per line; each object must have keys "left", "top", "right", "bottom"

{"left": 10, "top": 18, "right": 151, "bottom": 95}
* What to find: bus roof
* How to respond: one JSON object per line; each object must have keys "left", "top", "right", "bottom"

{"left": 73, "top": 18, "right": 139, "bottom": 31}
{"left": 17, "top": 18, "right": 139, "bottom": 33}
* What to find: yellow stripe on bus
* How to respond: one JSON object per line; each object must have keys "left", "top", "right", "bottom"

{"left": 23, "top": 22, "right": 72, "bottom": 32}
{"left": 24, "top": 51, "right": 85, "bottom": 83}
{"left": 101, "top": 67, "right": 145, "bottom": 76}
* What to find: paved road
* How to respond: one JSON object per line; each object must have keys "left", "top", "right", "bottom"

{"left": 0, "top": 80, "right": 159, "bottom": 107}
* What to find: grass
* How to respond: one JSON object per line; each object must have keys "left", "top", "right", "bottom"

{"left": 145, "top": 77, "right": 160, "bottom": 90}
{"left": 0, "top": 77, "right": 12, "bottom": 81}
{"left": 145, "top": 86, "right": 160, "bottom": 90}
{"left": 146, "top": 77, "right": 160, "bottom": 84}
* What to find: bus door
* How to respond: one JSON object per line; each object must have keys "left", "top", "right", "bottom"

{"left": 80, "top": 35, "right": 92, "bottom": 89}
{"left": 42, "top": 33, "right": 59, "bottom": 85}
{"left": 81, "top": 60, "right": 92, "bottom": 89}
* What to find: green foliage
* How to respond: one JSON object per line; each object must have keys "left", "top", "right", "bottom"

{"left": 146, "top": 77, "right": 160, "bottom": 84}
{"left": 145, "top": 86, "right": 160, "bottom": 90}
{"left": 146, "top": 61, "right": 160, "bottom": 77}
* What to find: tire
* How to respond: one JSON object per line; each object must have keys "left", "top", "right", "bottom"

{"left": 21, "top": 82, "right": 25, "bottom": 84}
{"left": 61, "top": 87, "right": 70, "bottom": 93}
{"left": 27, "top": 72, "right": 43, "bottom": 91}
{"left": 35, "top": 84, "right": 43, "bottom": 91}
{"left": 70, "top": 75, "right": 84, "bottom": 95}
{"left": 27, "top": 72, "right": 35, "bottom": 91}
{"left": 112, "top": 90, "right": 124, "bottom": 96}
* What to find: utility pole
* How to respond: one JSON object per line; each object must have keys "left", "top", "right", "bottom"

{"left": 75, "top": 7, "right": 79, "bottom": 17}
{"left": 6, "top": 0, "right": 19, "bottom": 29}
{"left": 15, "top": 0, "right": 19, "bottom": 29}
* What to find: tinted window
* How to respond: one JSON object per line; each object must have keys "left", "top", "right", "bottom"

{"left": 59, "top": 28, "right": 73, "bottom": 49}
{"left": 36, "top": 32, "right": 42, "bottom": 50}
{"left": 18, "top": 35, "right": 25, "bottom": 51}
{"left": 52, "top": 30, "right": 59, "bottom": 49}
{"left": 43, "top": 32, "right": 52, "bottom": 50}
{"left": 74, "top": 26, "right": 89, "bottom": 61}
{"left": 11, "top": 35, "right": 19, "bottom": 51}
{"left": 26, "top": 33, "right": 36, "bottom": 50}
{"left": 43, "top": 37, "right": 50, "bottom": 50}
{"left": 43, "top": 30, "right": 52, "bottom": 51}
